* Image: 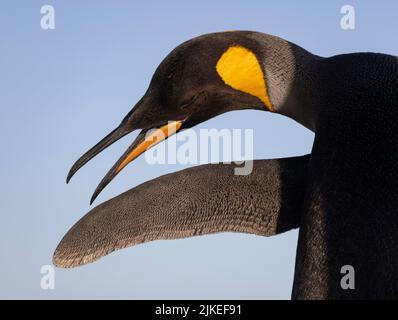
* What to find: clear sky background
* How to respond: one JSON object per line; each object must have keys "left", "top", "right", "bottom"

{"left": 0, "top": 0, "right": 397, "bottom": 299}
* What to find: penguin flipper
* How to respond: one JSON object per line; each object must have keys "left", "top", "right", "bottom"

{"left": 53, "top": 155, "right": 309, "bottom": 268}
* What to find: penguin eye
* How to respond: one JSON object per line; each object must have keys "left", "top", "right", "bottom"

{"left": 179, "top": 95, "right": 197, "bottom": 110}
{"left": 180, "top": 99, "right": 193, "bottom": 110}
{"left": 180, "top": 91, "right": 208, "bottom": 110}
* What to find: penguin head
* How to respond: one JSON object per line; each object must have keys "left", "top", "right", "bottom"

{"left": 68, "top": 31, "right": 304, "bottom": 203}
{"left": 134, "top": 33, "right": 274, "bottom": 129}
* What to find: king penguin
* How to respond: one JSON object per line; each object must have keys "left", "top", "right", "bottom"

{"left": 54, "top": 31, "right": 398, "bottom": 299}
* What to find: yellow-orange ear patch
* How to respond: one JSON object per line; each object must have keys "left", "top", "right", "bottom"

{"left": 216, "top": 46, "right": 273, "bottom": 111}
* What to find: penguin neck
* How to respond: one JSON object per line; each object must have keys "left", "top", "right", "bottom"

{"left": 257, "top": 35, "right": 323, "bottom": 132}
{"left": 274, "top": 55, "right": 322, "bottom": 133}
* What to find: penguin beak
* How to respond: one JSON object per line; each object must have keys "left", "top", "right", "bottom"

{"left": 89, "top": 120, "right": 183, "bottom": 204}
{"left": 67, "top": 118, "right": 184, "bottom": 205}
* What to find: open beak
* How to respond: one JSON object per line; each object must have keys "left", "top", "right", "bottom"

{"left": 90, "top": 120, "right": 183, "bottom": 204}
{"left": 67, "top": 120, "right": 184, "bottom": 204}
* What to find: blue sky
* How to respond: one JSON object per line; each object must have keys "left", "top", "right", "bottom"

{"left": 0, "top": 0, "right": 397, "bottom": 299}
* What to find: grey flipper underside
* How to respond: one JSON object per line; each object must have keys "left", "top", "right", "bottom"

{"left": 53, "top": 155, "right": 309, "bottom": 268}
